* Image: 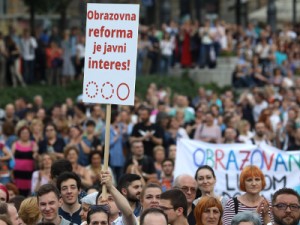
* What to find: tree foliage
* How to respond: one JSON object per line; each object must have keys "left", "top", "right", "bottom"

{"left": 23, "top": 0, "right": 73, "bottom": 13}
{"left": 22, "top": 0, "right": 73, "bottom": 33}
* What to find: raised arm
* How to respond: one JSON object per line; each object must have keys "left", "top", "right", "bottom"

{"left": 100, "top": 170, "right": 136, "bottom": 225}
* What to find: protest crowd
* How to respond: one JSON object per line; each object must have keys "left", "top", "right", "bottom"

{"left": 0, "top": 12, "right": 300, "bottom": 225}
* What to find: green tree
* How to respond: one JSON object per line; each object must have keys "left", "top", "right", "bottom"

{"left": 23, "top": 0, "right": 73, "bottom": 34}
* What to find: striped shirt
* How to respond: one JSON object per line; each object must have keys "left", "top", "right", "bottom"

{"left": 222, "top": 197, "right": 272, "bottom": 225}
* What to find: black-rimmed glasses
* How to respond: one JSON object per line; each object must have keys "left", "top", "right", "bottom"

{"left": 273, "top": 203, "right": 300, "bottom": 211}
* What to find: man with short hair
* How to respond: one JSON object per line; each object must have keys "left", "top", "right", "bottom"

{"left": 270, "top": 188, "right": 300, "bottom": 225}
{"left": 130, "top": 106, "right": 164, "bottom": 157}
{"left": 140, "top": 208, "right": 168, "bottom": 225}
{"left": 117, "top": 173, "right": 143, "bottom": 217}
{"left": 0, "top": 202, "right": 22, "bottom": 225}
{"left": 37, "top": 183, "right": 74, "bottom": 225}
{"left": 57, "top": 172, "right": 82, "bottom": 224}
{"left": 124, "top": 140, "right": 156, "bottom": 181}
{"left": 223, "top": 127, "right": 239, "bottom": 144}
{"left": 0, "top": 103, "right": 19, "bottom": 125}
{"left": 160, "top": 158, "right": 174, "bottom": 191}
{"left": 173, "top": 174, "right": 197, "bottom": 225}
{"left": 159, "top": 189, "right": 189, "bottom": 225}
{"left": 97, "top": 170, "right": 137, "bottom": 225}
{"left": 250, "top": 122, "right": 271, "bottom": 146}
{"left": 33, "top": 95, "right": 44, "bottom": 110}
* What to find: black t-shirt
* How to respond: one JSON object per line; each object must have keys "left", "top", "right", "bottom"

{"left": 188, "top": 204, "right": 196, "bottom": 225}
{"left": 287, "top": 144, "right": 300, "bottom": 151}
{"left": 131, "top": 122, "right": 164, "bottom": 157}
{"left": 39, "top": 137, "right": 66, "bottom": 154}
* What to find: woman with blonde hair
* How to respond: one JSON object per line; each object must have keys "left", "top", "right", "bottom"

{"left": 194, "top": 196, "right": 223, "bottom": 225}
{"left": 18, "top": 197, "right": 41, "bottom": 225}
{"left": 30, "top": 119, "right": 44, "bottom": 144}
{"left": 237, "top": 120, "right": 254, "bottom": 143}
{"left": 31, "top": 153, "right": 55, "bottom": 195}
{"left": 222, "top": 165, "right": 271, "bottom": 225}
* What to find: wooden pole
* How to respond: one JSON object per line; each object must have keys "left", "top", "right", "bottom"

{"left": 101, "top": 104, "right": 111, "bottom": 200}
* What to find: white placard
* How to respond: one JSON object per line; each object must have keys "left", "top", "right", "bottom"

{"left": 83, "top": 3, "right": 139, "bottom": 105}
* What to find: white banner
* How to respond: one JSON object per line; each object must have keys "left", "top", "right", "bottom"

{"left": 83, "top": 3, "right": 139, "bottom": 105}
{"left": 174, "top": 139, "right": 300, "bottom": 200}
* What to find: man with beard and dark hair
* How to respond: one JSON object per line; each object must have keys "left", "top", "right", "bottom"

{"left": 268, "top": 188, "right": 300, "bottom": 225}
{"left": 130, "top": 106, "right": 164, "bottom": 157}
{"left": 249, "top": 122, "right": 272, "bottom": 146}
{"left": 117, "top": 173, "right": 143, "bottom": 217}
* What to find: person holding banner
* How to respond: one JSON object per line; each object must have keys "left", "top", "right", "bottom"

{"left": 193, "top": 165, "right": 228, "bottom": 208}
{"left": 223, "top": 165, "right": 271, "bottom": 225}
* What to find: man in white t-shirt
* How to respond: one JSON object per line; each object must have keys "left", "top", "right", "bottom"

{"left": 20, "top": 28, "right": 37, "bottom": 84}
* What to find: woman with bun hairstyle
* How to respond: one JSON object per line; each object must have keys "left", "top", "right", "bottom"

{"left": 194, "top": 165, "right": 228, "bottom": 208}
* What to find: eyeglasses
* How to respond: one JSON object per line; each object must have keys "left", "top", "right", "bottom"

{"left": 273, "top": 203, "right": 300, "bottom": 211}
{"left": 175, "top": 186, "right": 197, "bottom": 194}
{"left": 159, "top": 205, "right": 174, "bottom": 211}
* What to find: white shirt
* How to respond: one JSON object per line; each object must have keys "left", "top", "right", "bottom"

{"left": 253, "top": 101, "right": 268, "bottom": 122}
{"left": 76, "top": 44, "right": 85, "bottom": 59}
{"left": 160, "top": 40, "right": 174, "bottom": 56}
{"left": 20, "top": 37, "right": 37, "bottom": 60}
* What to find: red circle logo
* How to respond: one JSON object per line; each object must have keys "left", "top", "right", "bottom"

{"left": 85, "top": 81, "right": 99, "bottom": 98}
{"left": 117, "top": 83, "right": 130, "bottom": 101}
{"left": 101, "top": 82, "right": 114, "bottom": 100}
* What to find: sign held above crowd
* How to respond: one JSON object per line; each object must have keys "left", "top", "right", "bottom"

{"left": 83, "top": 3, "right": 140, "bottom": 199}
{"left": 83, "top": 3, "right": 139, "bottom": 106}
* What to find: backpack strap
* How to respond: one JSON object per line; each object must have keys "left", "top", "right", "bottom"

{"left": 233, "top": 197, "right": 239, "bottom": 214}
